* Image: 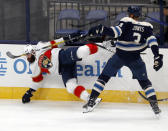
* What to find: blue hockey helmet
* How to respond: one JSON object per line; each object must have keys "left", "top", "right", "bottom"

{"left": 127, "top": 5, "right": 141, "bottom": 17}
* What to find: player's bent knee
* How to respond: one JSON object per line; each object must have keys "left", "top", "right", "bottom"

{"left": 138, "top": 79, "right": 152, "bottom": 90}
{"left": 86, "top": 43, "right": 98, "bottom": 54}
{"left": 66, "top": 79, "right": 86, "bottom": 99}
{"left": 77, "top": 45, "right": 90, "bottom": 59}
{"left": 77, "top": 43, "right": 98, "bottom": 59}
{"left": 74, "top": 85, "right": 85, "bottom": 98}
{"left": 66, "top": 78, "right": 78, "bottom": 94}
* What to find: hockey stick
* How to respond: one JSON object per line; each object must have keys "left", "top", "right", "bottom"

{"left": 70, "top": 14, "right": 114, "bottom": 28}
{"left": 70, "top": 18, "right": 107, "bottom": 28}
{"left": 6, "top": 35, "right": 96, "bottom": 59}
{"left": 6, "top": 40, "right": 66, "bottom": 59}
{"left": 79, "top": 34, "right": 116, "bottom": 53}
{"left": 6, "top": 51, "right": 26, "bottom": 59}
{"left": 92, "top": 42, "right": 115, "bottom": 53}
{"left": 6, "top": 34, "right": 145, "bottom": 59}
{"left": 143, "top": 14, "right": 168, "bottom": 26}
{"left": 138, "top": 91, "right": 168, "bottom": 102}
{"left": 82, "top": 35, "right": 148, "bottom": 54}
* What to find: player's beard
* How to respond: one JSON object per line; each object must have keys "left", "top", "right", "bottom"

{"left": 27, "top": 55, "right": 35, "bottom": 63}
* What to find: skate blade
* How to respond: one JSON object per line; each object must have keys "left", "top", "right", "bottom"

{"left": 154, "top": 113, "right": 161, "bottom": 119}
{"left": 83, "top": 98, "right": 102, "bottom": 113}
{"left": 83, "top": 106, "right": 94, "bottom": 113}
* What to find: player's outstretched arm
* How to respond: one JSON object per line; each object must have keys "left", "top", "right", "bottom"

{"left": 88, "top": 24, "right": 122, "bottom": 38}
{"left": 49, "top": 31, "right": 84, "bottom": 48}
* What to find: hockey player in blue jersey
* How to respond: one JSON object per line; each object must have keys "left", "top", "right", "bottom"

{"left": 83, "top": 6, "right": 163, "bottom": 115}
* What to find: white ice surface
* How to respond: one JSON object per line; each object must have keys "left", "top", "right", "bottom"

{"left": 0, "top": 100, "right": 167, "bottom": 131}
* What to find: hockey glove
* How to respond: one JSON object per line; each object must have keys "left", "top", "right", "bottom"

{"left": 22, "top": 88, "right": 36, "bottom": 103}
{"left": 88, "top": 24, "right": 104, "bottom": 36}
{"left": 63, "top": 30, "right": 84, "bottom": 44}
{"left": 153, "top": 54, "right": 163, "bottom": 71}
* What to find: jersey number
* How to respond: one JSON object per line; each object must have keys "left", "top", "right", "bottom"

{"left": 133, "top": 32, "right": 141, "bottom": 43}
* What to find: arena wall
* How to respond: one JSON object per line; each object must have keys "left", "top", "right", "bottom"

{"left": 0, "top": 44, "right": 168, "bottom": 103}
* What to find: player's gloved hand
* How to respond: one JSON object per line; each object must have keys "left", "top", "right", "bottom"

{"left": 22, "top": 88, "right": 36, "bottom": 104}
{"left": 88, "top": 24, "right": 104, "bottom": 36}
{"left": 63, "top": 30, "right": 84, "bottom": 44}
{"left": 153, "top": 54, "right": 163, "bottom": 71}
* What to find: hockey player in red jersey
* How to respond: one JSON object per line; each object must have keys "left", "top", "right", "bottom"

{"left": 22, "top": 34, "right": 101, "bottom": 104}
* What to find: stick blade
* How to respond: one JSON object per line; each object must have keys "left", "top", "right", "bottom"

{"left": 6, "top": 51, "right": 21, "bottom": 59}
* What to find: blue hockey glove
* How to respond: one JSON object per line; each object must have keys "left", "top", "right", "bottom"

{"left": 88, "top": 24, "right": 104, "bottom": 36}
{"left": 153, "top": 54, "right": 163, "bottom": 71}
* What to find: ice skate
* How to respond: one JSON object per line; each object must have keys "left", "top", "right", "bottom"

{"left": 150, "top": 101, "right": 161, "bottom": 117}
{"left": 83, "top": 97, "right": 102, "bottom": 113}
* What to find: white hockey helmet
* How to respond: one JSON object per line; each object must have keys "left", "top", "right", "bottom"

{"left": 24, "top": 44, "right": 35, "bottom": 54}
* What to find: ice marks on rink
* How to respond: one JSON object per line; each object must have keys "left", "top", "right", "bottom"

{"left": 0, "top": 100, "right": 167, "bottom": 131}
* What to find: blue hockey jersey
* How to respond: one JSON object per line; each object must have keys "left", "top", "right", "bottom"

{"left": 102, "top": 16, "right": 158, "bottom": 61}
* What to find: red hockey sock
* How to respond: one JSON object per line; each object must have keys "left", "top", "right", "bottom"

{"left": 74, "top": 85, "right": 85, "bottom": 98}
{"left": 86, "top": 43, "right": 98, "bottom": 54}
